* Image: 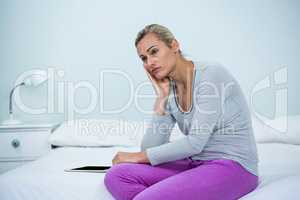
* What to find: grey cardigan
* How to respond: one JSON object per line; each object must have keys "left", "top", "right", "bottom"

{"left": 141, "top": 61, "right": 258, "bottom": 176}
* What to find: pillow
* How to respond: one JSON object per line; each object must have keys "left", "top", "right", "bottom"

{"left": 48, "top": 119, "right": 146, "bottom": 147}
{"left": 252, "top": 115, "right": 300, "bottom": 145}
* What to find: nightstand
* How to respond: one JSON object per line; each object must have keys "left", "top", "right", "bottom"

{"left": 0, "top": 123, "right": 60, "bottom": 174}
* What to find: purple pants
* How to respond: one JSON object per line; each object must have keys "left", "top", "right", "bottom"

{"left": 104, "top": 158, "right": 258, "bottom": 200}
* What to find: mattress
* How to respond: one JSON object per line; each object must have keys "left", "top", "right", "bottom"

{"left": 0, "top": 143, "right": 300, "bottom": 200}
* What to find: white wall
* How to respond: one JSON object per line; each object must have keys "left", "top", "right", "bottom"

{"left": 0, "top": 0, "right": 299, "bottom": 123}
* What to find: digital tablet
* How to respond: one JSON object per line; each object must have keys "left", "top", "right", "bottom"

{"left": 64, "top": 166, "right": 111, "bottom": 173}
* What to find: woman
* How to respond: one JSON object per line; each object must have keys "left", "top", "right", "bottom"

{"left": 104, "top": 24, "right": 259, "bottom": 200}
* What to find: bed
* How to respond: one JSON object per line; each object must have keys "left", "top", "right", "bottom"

{"left": 1, "top": 118, "right": 300, "bottom": 199}
{"left": 0, "top": 143, "right": 300, "bottom": 200}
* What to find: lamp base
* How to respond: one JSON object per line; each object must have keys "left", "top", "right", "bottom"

{"left": 1, "top": 115, "right": 23, "bottom": 126}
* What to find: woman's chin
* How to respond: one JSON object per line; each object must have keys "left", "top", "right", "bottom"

{"left": 154, "top": 74, "right": 164, "bottom": 80}
{"left": 154, "top": 72, "right": 167, "bottom": 80}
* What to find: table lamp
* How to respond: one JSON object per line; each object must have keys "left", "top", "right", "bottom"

{"left": 1, "top": 70, "right": 48, "bottom": 125}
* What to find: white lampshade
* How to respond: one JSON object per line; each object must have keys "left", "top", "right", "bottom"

{"left": 1, "top": 69, "right": 49, "bottom": 126}
{"left": 23, "top": 70, "right": 48, "bottom": 87}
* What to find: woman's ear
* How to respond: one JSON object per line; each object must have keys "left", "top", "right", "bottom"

{"left": 171, "top": 39, "right": 180, "bottom": 54}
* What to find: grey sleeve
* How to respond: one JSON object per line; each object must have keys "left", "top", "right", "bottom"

{"left": 146, "top": 67, "right": 226, "bottom": 165}
{"left": 140, "top": 112, "right": 176, "bottom": 151}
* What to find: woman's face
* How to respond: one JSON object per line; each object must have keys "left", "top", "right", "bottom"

{"left": 136, "top": 33, "right": 178, "bottom": 80}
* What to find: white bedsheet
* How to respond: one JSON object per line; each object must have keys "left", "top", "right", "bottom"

{"left": 0, "top": 143, "right": 300, "bottom": 200}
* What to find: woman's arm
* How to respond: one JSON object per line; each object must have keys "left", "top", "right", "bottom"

{"left": 141, "top": 71, "right": 176, "bottom": 151}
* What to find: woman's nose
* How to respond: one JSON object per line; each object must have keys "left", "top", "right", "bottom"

{"left": 146, "top": 57, "right": 155, "bottom": 68}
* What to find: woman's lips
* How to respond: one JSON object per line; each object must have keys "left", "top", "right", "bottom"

{"left": 152, "top": 67, "right": 161, "bottom": 74}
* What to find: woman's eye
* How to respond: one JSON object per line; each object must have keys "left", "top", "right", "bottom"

{"left": 150, "top": 49, "right": 158, "bottom": 55}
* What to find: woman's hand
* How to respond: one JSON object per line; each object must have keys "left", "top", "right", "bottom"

{"left": 146, "top": 71, "right": 170, "bottom": 115}
{"left": 112, "top": 151, "right": 149, "bottom": 165}
{"left": 146, "top": 71, "right": 170, "bottom": 99}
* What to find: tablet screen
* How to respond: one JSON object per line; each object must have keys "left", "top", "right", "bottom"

{"left": 71, "top": 166, "right": 111, "bottom": 170}
{"left": 65, "top": 165, "right": 111, "bottom": 173}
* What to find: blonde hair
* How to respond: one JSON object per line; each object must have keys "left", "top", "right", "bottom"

{"left": 135, "top": 24, "right": 181, "bottom": 53}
